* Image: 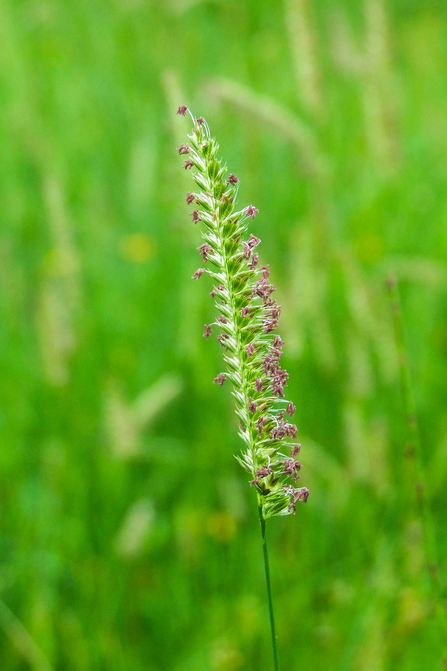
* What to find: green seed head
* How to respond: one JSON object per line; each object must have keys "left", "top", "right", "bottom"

{"left": 177, "top": 107, "right": 309, "bottom": 519}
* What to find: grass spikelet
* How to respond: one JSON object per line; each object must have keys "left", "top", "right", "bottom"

{"left": 176, "top": 106, "right": 309, "bottom": 521}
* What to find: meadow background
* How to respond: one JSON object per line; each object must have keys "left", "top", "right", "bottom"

{"left": 1, "top": 0, "right": 447, "bottom": 669}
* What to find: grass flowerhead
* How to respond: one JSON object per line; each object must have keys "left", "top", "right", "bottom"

{"left": 177, "top": 106, "right": 309, "bottom": 520}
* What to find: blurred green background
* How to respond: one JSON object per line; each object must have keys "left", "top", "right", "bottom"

{"left": 1, "top": 0, "right": 447, "bottom": 669}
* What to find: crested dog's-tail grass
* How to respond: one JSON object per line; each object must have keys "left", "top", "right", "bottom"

{"left": 176, "top": 106, "right": 309, "bottom": 669}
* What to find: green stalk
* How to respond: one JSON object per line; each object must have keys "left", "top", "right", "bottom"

{"left": 259, "top": 504, "right": 279, "bottom": 671}
{"left": 387, "top": 274, "right": 447, "bottom": 665}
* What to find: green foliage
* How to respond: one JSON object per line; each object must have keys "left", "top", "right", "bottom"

{"left": 1, "top": 0, "right": 447, "bottom": 669}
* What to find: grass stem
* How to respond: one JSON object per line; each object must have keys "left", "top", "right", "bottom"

{"left": 0, "top": 599, "right": 55, "bottom": 671}
{"left": 259, "top": 504, "right": 279, "bottom": 671}
{"left": 387, "top": 274, "right": 447, "bottom": 666}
